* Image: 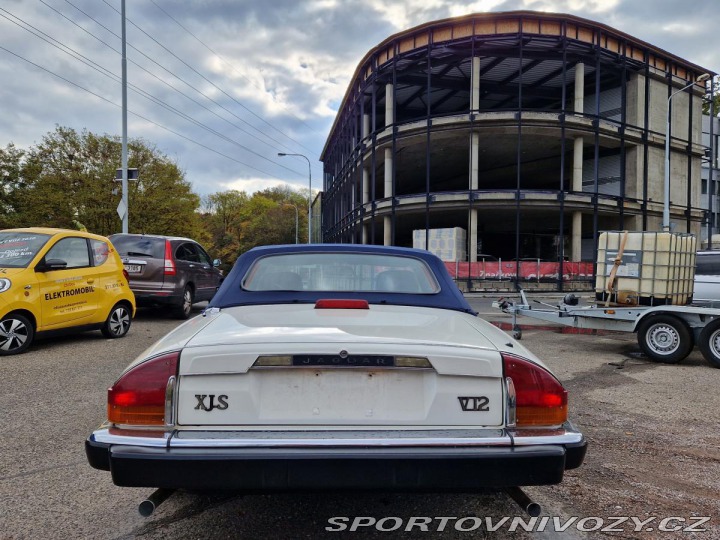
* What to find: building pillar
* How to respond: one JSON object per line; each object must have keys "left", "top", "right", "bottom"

{"left": 571, "top": 63, "right": 585, "bottom": 261}
{"left": 469, "top": 132, "right": 480, "bottom": 262}
{"left": 385, "top": 84, "right": 394, "bottom": 127}
{"left": 384, "top": 148, "right": 392, "bottom": 246}
{"left": 361, "top": 114, "right": 370, "bottom": 245}
{"left": 469, "top": 56, "right": 481, "bottom": 262}
{"left": 574, "top": 62, "right": 585, "bottom": 115}
{"left": 362, "top": 166, "right": 369, "bottom": 244}
{"left": 384, "top": 84, "right": 394, "bottom": 246}
{"left": 471, "top": 57, "right": 481, "bottom": 111}
{"left": 469, "top": 209, "right": 478, "bottom": 262}
{"left": 383, "top": 217, "right": 391, "bottom": 246}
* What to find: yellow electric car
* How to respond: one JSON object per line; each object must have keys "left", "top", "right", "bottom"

{"left": 0, "top": 228, "right": 136, "bottom": 355}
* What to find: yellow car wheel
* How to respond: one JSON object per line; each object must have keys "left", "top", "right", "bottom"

{"left": 101, "top": 303, "right": 132, "bottom": 339}
{"left": 0, "top": 313, "right": 34, "bottom": 355}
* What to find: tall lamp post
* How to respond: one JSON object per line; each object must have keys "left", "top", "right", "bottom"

{"left": 663, "top": 72, "right": 711, "bottom": 231}
{"left": 278, "top": 153, "right": 312, "bottom": 243}
{"left": 120, "top": 0, "right": 129, "bottom": 233}
{"left": 283, "top": 203, "right": 299, "bottom": 244}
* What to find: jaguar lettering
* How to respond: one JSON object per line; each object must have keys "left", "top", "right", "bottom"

{"left": 194, "top": 394, "right": 229, "bottom": 411}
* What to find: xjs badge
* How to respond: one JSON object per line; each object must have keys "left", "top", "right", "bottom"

{"left": 194, "top": 394, "right": 229, "bottom": 411}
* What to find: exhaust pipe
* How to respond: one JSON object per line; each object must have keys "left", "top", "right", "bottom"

{"left": 138, "top": 488, "right": 175, "bottom": 517}
{"left": 505, "top": 487, "right": 542, "bottom": 517}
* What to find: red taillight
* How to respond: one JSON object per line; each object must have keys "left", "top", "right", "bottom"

{"left": 164, "top": 240, "right": 176, "bottom": 276}
{"left": 502, "top": 353, "right": 568, "bottom": 426}
{"left": 108, "top": 351, "right": 179, "bottom": 425}
{"left": 122, "top": 268, "right": 130, "bottom": 282}
{"left": 315, "top": 299, "right": 369, "bottom": 309}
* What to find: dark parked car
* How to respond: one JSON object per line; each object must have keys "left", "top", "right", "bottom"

{"left": 109, "top": 234, "right": 222, "bottom": 318}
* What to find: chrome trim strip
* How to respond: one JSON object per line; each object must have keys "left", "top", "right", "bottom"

{"left": 90, "top": 422, "right": 584, "bottom": 449}
{"left": 512, "top": 433, "right": 584, "bottom": 446}
{"left": 90, "top": 429, "right": 170, "bottom": 447}
{"left": 512, "top": 422, "right": 584, "bottom": 446}
{"left": 167, "top": 429, "right": 512, "bottom": 448}
{"left": 164, "top": 376, "right": 176, "bottom": 426}
{"left": 504, "top": 376, "right": 516, "bottom": 427}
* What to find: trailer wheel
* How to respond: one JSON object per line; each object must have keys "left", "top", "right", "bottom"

{"left": 637, "top": 315, "right": 692, "bottom": 364}
{"left": 698, "top": 319, "right": 720, "bottom": 368}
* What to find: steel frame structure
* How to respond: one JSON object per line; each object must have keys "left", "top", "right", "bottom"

{"left": 320, "top": 11, "right": 715, "bottom": 290}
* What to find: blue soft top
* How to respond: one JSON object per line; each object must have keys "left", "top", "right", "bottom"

{"left": 209, "top": 244, "right": 476, "bottom": 315}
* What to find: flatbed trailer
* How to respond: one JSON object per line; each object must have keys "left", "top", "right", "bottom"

{"left": 495, "top": 290, "right": 720, "bottom": 368}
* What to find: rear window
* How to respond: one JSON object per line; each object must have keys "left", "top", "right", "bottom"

{"left": 242, "top": 252, "right": 440, "bottom": 294}
{"left": 90, "top": 239, "right": 110, "bottom": 266}
{"left": 0, "top": 233, "right": 51, "bottom": 268}
{"left": 110, "top": 235, "right": 165, "bottom": 259}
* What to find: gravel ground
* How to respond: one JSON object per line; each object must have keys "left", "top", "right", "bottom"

{"left": 1, "top": 299, "right": 718, "bottom": 539}
{"left": 471, "top": 296, "right": 720, "bottom": 539}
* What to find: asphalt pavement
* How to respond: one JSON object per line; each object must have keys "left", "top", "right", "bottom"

{"left": 1, "top": 299, "right": 718, "bottom": 539}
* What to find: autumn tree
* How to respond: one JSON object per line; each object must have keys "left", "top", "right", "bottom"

{"left": 253, "top": 185, "right": 308, "bottom": 243}
{"left": 200, "top": 185, "right": 308, "bottom": 267}
{"left": 200, "top": 190, "right": 249, "bottom": 268}
{"left": 0, "top": 144, "right": 26, "bottom": 229}
{"left": 10, "top": 126, "right": 202, "bottom": 237}
{"left": 125, "top": 140, "right": 203, "bottom": 239}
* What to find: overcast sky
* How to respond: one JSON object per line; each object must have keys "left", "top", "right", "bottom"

{"left": 1, "top": 0, "right": 718, "bottom": 199}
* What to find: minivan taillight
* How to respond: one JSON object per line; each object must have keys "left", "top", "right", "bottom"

{"left": 502, "top": 353, "right": 568, "bottom": 427}
{"left": 164, "top": 240, "right": 176, "bottom": 275}
{"left": 108, "top": 351, "right": 179, "bottom": 425}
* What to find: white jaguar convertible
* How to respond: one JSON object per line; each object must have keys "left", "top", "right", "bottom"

{"left": 86, "top": 244, "right": 585, "bottom": 503}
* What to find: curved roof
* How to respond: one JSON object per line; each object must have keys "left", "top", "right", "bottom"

{"left": 322, "top": 10, "right": 715, "bottom": 159}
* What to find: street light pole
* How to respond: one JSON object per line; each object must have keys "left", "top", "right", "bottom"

{"left": 278, "top": 153, "right": 312, "bottom": 243}
{"left": 120, "top": 0, "right": 129, "bottom": 233}
{"left": 663, "top": 73, "right": 711, "bottom": 231}
{"left": 283, "top": 203, "right": 299, "bottom": 244}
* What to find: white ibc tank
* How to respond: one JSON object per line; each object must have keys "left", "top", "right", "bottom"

{"left": 595, "top": 231, "right": 696, "bottom": 306}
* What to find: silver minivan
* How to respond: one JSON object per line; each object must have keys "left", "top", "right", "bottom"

{"left": 693, "top": 251, "right": 720, "bottom": 303}
{"left": 109, "top": 234, "right": 222, "bottom": 318}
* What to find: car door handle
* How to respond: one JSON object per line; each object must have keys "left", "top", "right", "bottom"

{"left": 87, "top": 279, "right": 95, "bottom": 284}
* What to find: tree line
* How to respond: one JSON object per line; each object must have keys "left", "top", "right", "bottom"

{"left": 0, "top": 126, "right": 309, "bottom": 269}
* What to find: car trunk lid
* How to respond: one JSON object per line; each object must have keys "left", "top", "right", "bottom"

{"left": 175, "top": 304, "right": 507, "bottom": 428}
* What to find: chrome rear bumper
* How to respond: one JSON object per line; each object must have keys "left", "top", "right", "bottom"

{"left": 86, "top": 424, "right": 586, "bottom": 490}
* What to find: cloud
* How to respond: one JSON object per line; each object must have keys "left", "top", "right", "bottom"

{"left": 219, "top": 177, "right": 310, "bottom": 196}
{"left": 0, "top": 0, "right": 717, "bottom": 202}
{"left": 522, "top": 0, "right": 621, "bottom": 13}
